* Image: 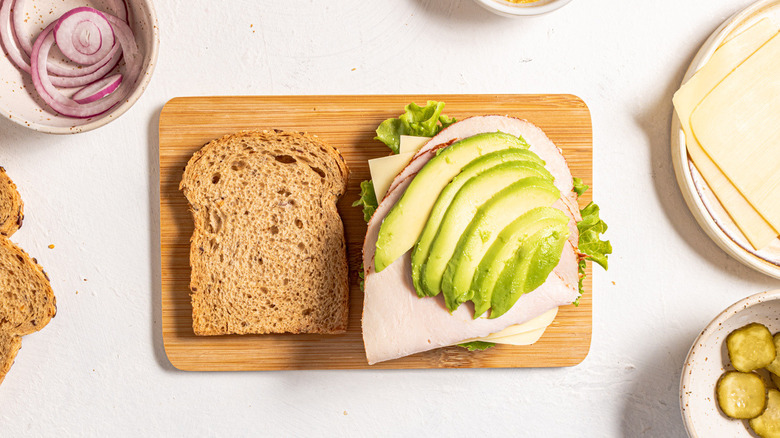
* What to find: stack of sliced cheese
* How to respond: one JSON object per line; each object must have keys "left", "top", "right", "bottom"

{"left": 367, "top": 135, "right": 558, "bottom": 347}
{"left": 673, "top": 19, "right": 780, "bottom": 250}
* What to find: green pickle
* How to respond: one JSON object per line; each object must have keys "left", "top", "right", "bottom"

{"left": 751, "top": 389, "right": 780, "bottom": 437}
{"left": 717, "top": 371, "right": 767, "bottom": 419}
{"left": 727, "top": 323, "right": 776, "bottom": 372}
{"left": 766, "top": 333, "right": 780, "bottom": 376}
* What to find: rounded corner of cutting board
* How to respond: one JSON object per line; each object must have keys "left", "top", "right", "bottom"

{"left": 162, "top": 336, "right": 196, "bottom": 372}
{"left": 566, "top": 331, "right": 593, "bottom": 367}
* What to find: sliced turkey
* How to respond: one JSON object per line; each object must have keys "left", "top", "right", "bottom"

{"left": 362, "top": 116, "right": 581, "bottom": 365}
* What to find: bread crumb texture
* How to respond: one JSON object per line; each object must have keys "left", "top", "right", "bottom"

{"left": 180, "top": 130, "right": 350, "bottom": 335}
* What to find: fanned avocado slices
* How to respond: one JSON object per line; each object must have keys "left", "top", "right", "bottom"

{"left": 414, "top": 162, "right": 553, "bottom": 297}
{"left": 489, "top": 224, "right": 570, "bottom": 318}
{"left": 469, "top": 207, "right": 570, "bottom": 318}
{"left": 434, "top": 176, "right": 560, "bottom": 311}
{"left": 411, "top": 148, "right": 548, "bottom": 296}
{"left": 374, "top": 132, "right": 529, "bottom": 272}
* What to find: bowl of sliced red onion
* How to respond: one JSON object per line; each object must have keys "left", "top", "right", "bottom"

{"left": 0, "top": 0, "right": 158, "bottom": 134}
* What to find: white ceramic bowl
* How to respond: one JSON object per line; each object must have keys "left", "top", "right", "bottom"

{"left": 473, "top": 0, "right": 573, "bottom": 17}
{"left": 681, "top": 290, "right": 780, "bottom": 437}
{"left": 0, "top": 0, "right": 159, "bottom": 134}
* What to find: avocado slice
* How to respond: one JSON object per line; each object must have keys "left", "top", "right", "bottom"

{"left": 489, "top": 224, "right": 570, "bottom": 318}
{"left": 410, "top": 149, "right": 548, "bottom": 296}
{"left": 374, "top": 132, "right": 529, "bottom": 272}
{"left": 469, "top": 207, "right": 570, "bottom": 318}
{"left": 438, "top": 177, "right": 560, "bottom": 311}
{"left": 415, "top": 162, "right": 553, "bottom": 297}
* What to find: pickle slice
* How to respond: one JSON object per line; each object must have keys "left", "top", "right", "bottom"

{"left": 766, "top": 333, "right": 780, "bottom": 376}
{"left": 750, "top": 389, "right": 780, "bottom": 437}
{"left": 717, "top": 371, "right": 767, "bottom": 419}
{"left": 727, "top": 323, "right": 776, "bottom": 372}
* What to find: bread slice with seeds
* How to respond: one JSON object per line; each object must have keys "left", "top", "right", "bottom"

{"left": 180, "top": 130, "right": 350, "bottom": 335}
{"left": 0, "top": 167, "right": 23, "bottom": 237}
{"left": 0, "top": 211, "right": 56, "bottom": 384}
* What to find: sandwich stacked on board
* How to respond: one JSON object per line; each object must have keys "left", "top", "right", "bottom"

{"left": 354, "top": 101, "right": 610, "bottom": 365}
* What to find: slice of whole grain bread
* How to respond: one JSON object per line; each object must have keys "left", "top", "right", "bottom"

{"left": 180, "top": 130, "right": 350, "bottom": 335}
{"left": 0, "top": 167, "right": 23, "bottom": 237}
{"left": 0, "top": 237, "right": 56, "bottom": 384}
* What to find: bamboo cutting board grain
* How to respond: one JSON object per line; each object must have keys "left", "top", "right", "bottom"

{"left": 159, "top": 94, "right": 593, "bottom": 371}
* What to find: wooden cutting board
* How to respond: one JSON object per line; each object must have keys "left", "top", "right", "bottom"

{"left": 159, "top": 94, "right": 593, "bottom": 371}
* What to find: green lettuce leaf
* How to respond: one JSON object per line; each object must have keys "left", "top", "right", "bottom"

{"left": 575, "top": 201, "right": 611, "bottom": 300}
{"left": 578, "top": 202, "right": 611, "bottom": 271}
{"left": 573, "top": 177, "right": 589, "bottom": 197}
{"left": 457, "top": 341, "right": 495, "bottom": 351}
{"left": 374, "top": 101, "right": 456, "bottom": 154}
{"left": 352, "top": 180, "right": 378, "bottom": 223}
{"left": 358, "top": 264, "right": 366, "bottom": 292}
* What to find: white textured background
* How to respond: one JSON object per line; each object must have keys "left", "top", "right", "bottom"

{"left": 1, "top": 0, "right": 779, "bottom": 436}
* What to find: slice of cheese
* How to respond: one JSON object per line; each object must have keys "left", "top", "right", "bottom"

{"left": 480, "top": 307, "right": 558, "bottom": 339}
{"left": 368, "top": 152, "right": 415, "bottom": 200}
{"left": 399, "top": 135, "right": 431, "bottom": 154}
{"left": 457, "top": 307, "right": 558, "bottom": 345}
{"left": 691, "top": 32, "right": 780, "bottom": 233}
{"left": 672, "top": 19, "right": 780, "bottom": 249}
{"left": 480, "top": 327, "right": 547, "bottom": 346}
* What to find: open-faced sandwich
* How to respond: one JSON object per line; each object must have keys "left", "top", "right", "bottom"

{"left": 354, "top": 101, "right": 610, "bottom": 364}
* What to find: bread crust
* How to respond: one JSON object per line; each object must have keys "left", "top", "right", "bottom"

{"left": 0, "top": 167, "right": 24, "bottom": 237}
{"left": 180, "top": 130, "right": 350, "bottom": 335}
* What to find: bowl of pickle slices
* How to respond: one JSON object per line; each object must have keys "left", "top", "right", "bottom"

{"left": 682, "top": 290, "right": 780, "bottom": 438}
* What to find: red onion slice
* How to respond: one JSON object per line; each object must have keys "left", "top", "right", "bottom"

{"left": 0, "top": 0, "right": 31, "bottom": 73}
{"left": 10, "top": 0, "right": 31, "bottom": 55}
{"left": 72, "top": 73, "right": 122, "bottom": 104}
{"left": 54, "top": 7, "right": 114, "bottom": 66}
{"left": 30, "top": 13, "right": 141, "bottom": 118}
{"left": 104, "top": 0, "right": 128, "bottom": 23}
{"left": 1, "top": 0, "right": 122, "bottom": 86}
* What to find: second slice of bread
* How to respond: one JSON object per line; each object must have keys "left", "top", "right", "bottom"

{"left": 180, "top": 130, "right": 350, "bottom": 335}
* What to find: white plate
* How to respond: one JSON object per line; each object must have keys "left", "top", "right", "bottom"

{"left": 681, "top": 290, "right": 780, "bottom": 438}
{"left": 671, "top": 0, "right": 780, "bottom": 279}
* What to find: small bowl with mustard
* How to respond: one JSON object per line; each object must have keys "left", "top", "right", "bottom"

{"left": 474, "top": 0, "right": 574, "bottom": 17}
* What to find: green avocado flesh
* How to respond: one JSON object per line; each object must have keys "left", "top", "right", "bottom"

{"left": 469, "top": 207, "right": 570, "bottom": 318}
{"left": 415, "top": 163, "right": 553, "bottom": 298}
{"left": 438, "top": 177, "right": 560, "bottom": 311}
{"left": 489, "top": 224, "right": 570, "bottom": 318}
{"left": 374, "top": 132, "right": 529, "bottom": 273}
{"left": 410, "top": 149, "right": 548, "bottom": 296}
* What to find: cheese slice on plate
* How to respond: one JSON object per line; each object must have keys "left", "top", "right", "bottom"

{"left": 673, "top": 18, "right": 780, "bottom": 249}
{"left": 691, "top": 31, "right": 780, "bottom": 233}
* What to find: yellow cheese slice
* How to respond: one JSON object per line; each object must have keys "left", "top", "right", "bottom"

{"left": 399, "top": 135, "right": 431, "bottom": 154}
{"left": 455, "top": 307, "right": 558, "bottom": 345}
{"left": 691, "top": 32, "right": 780, "bottom": 233}
{"left": 482, "top": 327, "right": 547, "bottom": 346}
{"left": 368, "top": 152, "right": 415, "bottom": 200}
{"left": 673, "top": 19, "right": 780, "bottom": 249}
{"left": 480, "top": 307, "right": 557, "bottom": 339}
